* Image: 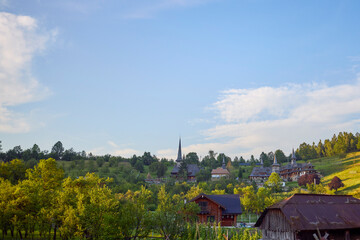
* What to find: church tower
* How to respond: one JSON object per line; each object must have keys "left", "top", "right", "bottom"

{"left": 291, "top": 148, "right": 297, "bottom": 165}
{"left": 222, "top": 156, "right": 226, "bottom": 169}
{"left": 272, "top": 154, "right": 280, "bottom": 173}
{"left": 176, "top": 138, "right": 182, "bottom": 166}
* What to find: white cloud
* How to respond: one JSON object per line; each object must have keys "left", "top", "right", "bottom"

{"left": 175, "top": 79, "right": 360, "bottom": 160}
{"left": 121, "top": 0, "right": 216, "bottom": 19}
{"left": 157, "top": 148, "right": 176, "bottom": 159}
{"left": 113, "top": 148, "right": 141, "bottom": 158}
{"left": 0, "top": 12, "right": 54, "bottom": 133}
{"left": 107, "top": 140, "right": 119, "bottom": 148}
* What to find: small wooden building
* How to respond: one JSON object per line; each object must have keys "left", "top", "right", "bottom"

{"left": 211, "top": 157, "right": 230, "bottom": 180}
{"left": 190, "top": 193, "right": 242, "bottom": 226}
{"left": 255, "top": 194, "right": 360, "bottom": 240}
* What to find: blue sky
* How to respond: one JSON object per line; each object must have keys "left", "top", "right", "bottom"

{"left": 1, "top": 0, "right": 360, "bottom": 160}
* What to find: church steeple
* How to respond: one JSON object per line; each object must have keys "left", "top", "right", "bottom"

{"left": 272, "top": 153, "right": 280, "bottom": 173}
{"left": 176, "top": 138, "right": 182, "bottom": 165}
{"left": 291, "top": 148, "right": 297, "bottom": 165}
{"left": 222, "top": 156, "right": 226, "bottom": 169}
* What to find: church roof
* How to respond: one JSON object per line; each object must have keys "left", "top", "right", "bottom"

{"left": 249, "top": 166, "right": 272, "bottom": 177}
{"left": 171, "top": 164, "right": 200, "bottom": 177}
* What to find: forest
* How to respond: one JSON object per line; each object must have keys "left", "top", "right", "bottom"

{"left": 0, "top": 131, "right": 359, "bottom": 239}
{"left": 0, "top": 158, "right": 264, "bottom": 240}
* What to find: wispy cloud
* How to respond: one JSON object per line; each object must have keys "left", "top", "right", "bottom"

{"left": 113, "top": 148, "right": 141, "bottom": 157}
{"left": 106, "top": 140, "right": 140, "bottom": 157}
{"left": 107, "top": 140, "right": 119, "bottom": 148}
{"left": 158, "top": 78, "right": 360, "bottom": 160}
{"left": 120, "top": 0, "right": 216, "bottom": 19}
{"left": 0, "top": 12, "right": 56, "bottom": 133}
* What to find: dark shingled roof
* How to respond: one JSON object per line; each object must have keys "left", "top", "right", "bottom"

{"left": 250, "top": 162, "right": 315, "bottom": 178}
{"left": 190, "top": 193, "right": 242, "bottom": 215}
{"left": 255, "top": 194, "right": 360, "bottom": 230}
{"left": 249, "top": 166, "right": 272, "bottom": 177}
{"left": 171, "top": 164, "right": 200, "bottom": 177}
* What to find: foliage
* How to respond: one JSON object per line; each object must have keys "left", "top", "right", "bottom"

{"left": 154, "top": 186, "right": 198, "bottom": 240}
{"left": 185, "top": 152, "right": 200, "bottom": 165}
{"left": 297, "top": 132, "right": 360, "bottom": 160}
{"left": 306, "top": 183, "right": 334, "bottom": 194}
{"left": 51, "top": 141, "right": 64, "bottom": 160}
{"left": 0, "top": 159, "right": 26, "bottom": 184}
{"left": 297, "top": 173, "right": 320, "bottom": 186}
{"left": 211, "top": 189, "right": 225, "bottom": 195}
{"left": 265, "top": 172, "right": 282, "bottom": 193}
{"left": 105, "top": 186, "right": 153, "bottom": 240}
{"left": 274, "top": 149, "right": 287, "bottom": 164}
{"left": 196, "top": 169, "right": 211, "bottom": 182}
{"left": 328, "top": 176, "right": 344, "bottom": 191}
{"left": 183, "top": 222, "right": 261, "bottom": 240}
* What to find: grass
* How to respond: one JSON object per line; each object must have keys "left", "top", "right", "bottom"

{"left": 297, "top": 152, "right": 360, "bottom": 198}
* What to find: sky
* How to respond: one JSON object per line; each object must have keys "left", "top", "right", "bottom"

{"left": 1, "top": 0, "right": 360, "bottom": 160}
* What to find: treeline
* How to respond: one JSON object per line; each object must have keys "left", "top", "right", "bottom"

{"left": 296, "top": 132, "right": 360, "bottom": 160}
{"left": 0, "top": 158, "right": 261, "bottom": 240}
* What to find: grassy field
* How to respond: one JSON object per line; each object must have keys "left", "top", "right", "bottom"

{"left": 297, "top": 152, "right": 360, "bottom": 198}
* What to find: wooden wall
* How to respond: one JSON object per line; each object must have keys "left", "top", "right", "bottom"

{"left": 194, "top": 198, "right": 237, "bottom": 226}
{"left": 258, "top": 209, "right": 295, "bottom": 240}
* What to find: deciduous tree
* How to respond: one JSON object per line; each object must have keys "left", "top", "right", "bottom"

{"left": 328, "top": 176, "right": 344, "bottom": 191}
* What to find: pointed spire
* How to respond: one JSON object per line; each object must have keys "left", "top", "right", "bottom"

{"left": 291, "top": 148, "right": 296, "bottom": 165}
{"left": 146, "top": 172, "right": 152, "bottom": 179}
{"left": 176, "top": 138, "right": 182, "bottom": 163}
{"left": 222, "top": 155, "right": 226, "bottom": 169}
{"left": 260, "top": 156, "right": 263, "bottom": 165}
{"left": 272, "top": 152, "right": 280, "bottom": 172}
{"left": 273, "top": 154, "right": 278, "bottom": 165}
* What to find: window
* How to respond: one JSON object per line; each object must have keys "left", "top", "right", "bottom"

{"left": 198, "top": 201, "right": 208, "bottom": 212}
{"left": 198, "top": 201, "right": 208, "bottom": 207}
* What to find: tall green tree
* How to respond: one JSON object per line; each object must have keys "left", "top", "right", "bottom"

{"left": 185, "top": 152, "right": 200, "bottom": 164}
{"left": 275, "top": 150, "right": 287, "bottom": 163}
{"left": 154, "top": 186, "right": 198, "bottom": 240}
{"left": 105, "top": 186, "right": 153, "bottom": 240}
{"left": 265, "top": 172, "right": 282, "bottom": 193}
{"left": 51, "top": 141, "right": 64, "bottom": 160}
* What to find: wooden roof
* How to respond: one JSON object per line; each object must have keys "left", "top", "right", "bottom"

{"left": 255, "top": 194, "right": 360, "bottom": 231}
{"left": 211, "top": 167, "right": 229, "bottom": 175}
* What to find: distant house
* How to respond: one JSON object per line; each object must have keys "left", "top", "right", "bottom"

{"left": 170, "top": 138, "right": 200, "bottom": 181}
{"left": 211, "top": 157, "right": 230, "bottom": 180}
{"left": 190, "top": 193, "right": 242, "bottom": 226}
{"left": 249, "top": 149, "right": 317, "bottom": 182}
{"left": 145, "top": 173, "right": 163, "bottom": 184}
{"left": 255, "top": 194, "right": 360, "bottom": 240}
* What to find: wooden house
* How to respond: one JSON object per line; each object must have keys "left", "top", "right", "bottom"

{"left": 190, "top": 193, "right": 242, "bottom": 226}
{"left": 255, "top": 194, "right": 360, "bottom": 240}
{"left": 211, "top": 157, "right": 230, "bottom": 180}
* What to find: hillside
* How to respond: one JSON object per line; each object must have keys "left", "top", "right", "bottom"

{"left": 303, "top": 152, "right": 360, "bottom": 198}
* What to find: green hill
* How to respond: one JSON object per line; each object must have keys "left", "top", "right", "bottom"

{"left": 304, "top": 152, "right": 360, "bottom": 198}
